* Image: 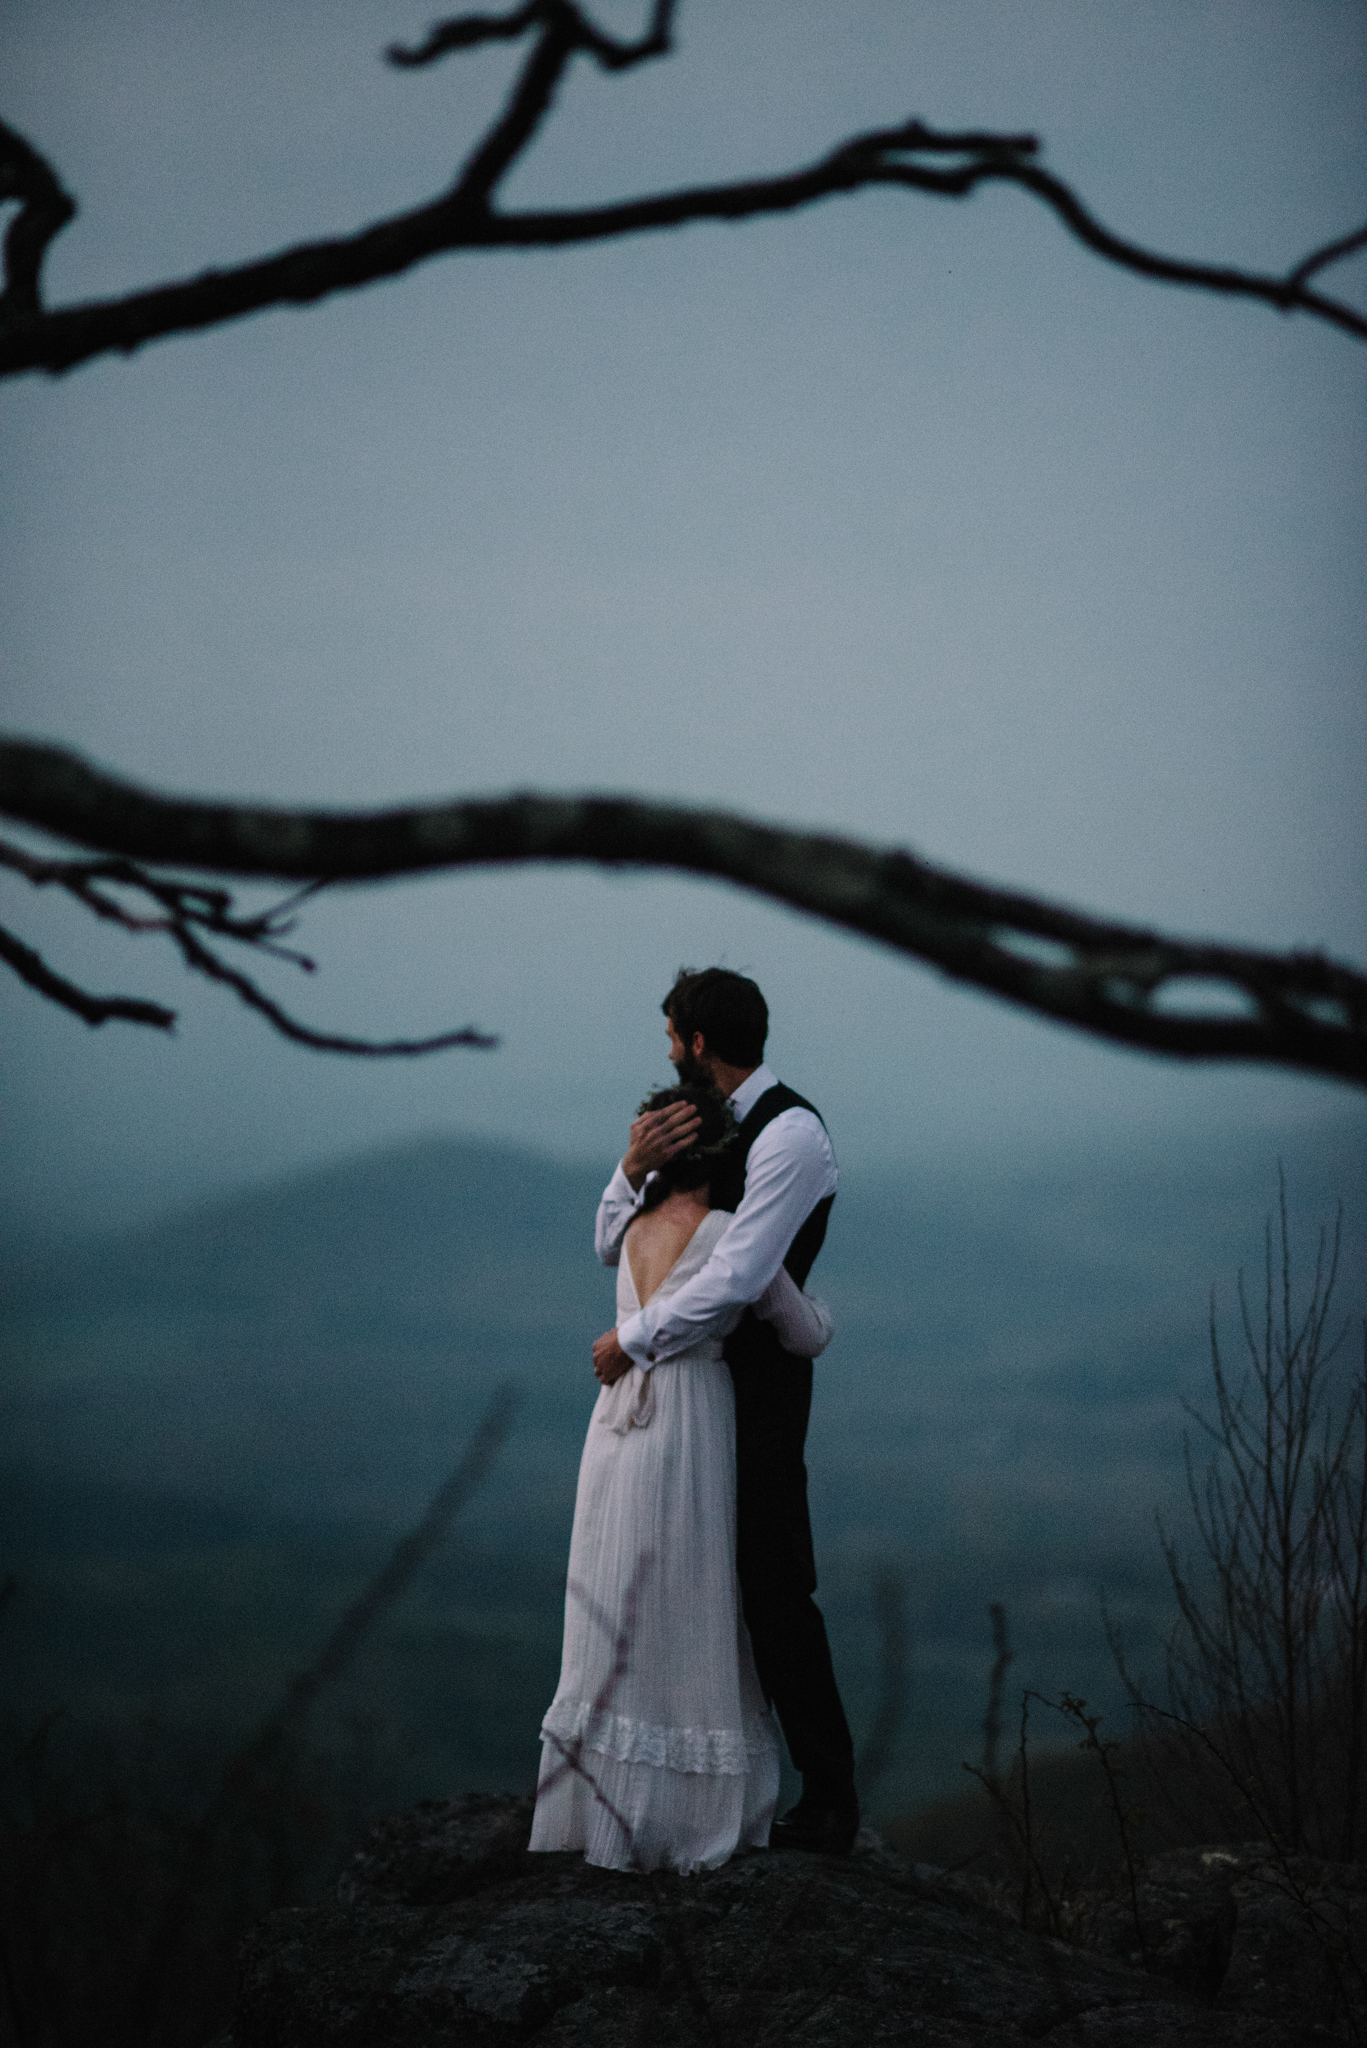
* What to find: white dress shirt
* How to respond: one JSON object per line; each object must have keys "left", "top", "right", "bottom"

{"left": 595, "top": 1063, "right": 839, "bottom": 1368}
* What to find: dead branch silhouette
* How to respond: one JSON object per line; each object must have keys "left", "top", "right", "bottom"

{"left": 1038, "top": 1690, "right": 1150, "bottom": 1968}
{"left": 3, "top": 13, "right": 1364, "bottom": 1070}
{"left": 963, "top": 1685, "right": 1063, "bottom": 1935}
{"left": 2, "top": 742, "right": 1363, "bottom": 1080}
{"left": 0, "top": 835, "right": 498, "bottom": 1052}
{"left": 2, "top": 3, "right": 1364, "bottom": 379}
{"left": 1151, "top": 1178, "right": 1363, "bottom": 1859}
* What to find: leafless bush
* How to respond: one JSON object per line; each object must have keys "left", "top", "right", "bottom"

{"left": 963, "top": 1675, "right": 1144, "bottom": 1938}
{"left": 1118, "top": 1176, "right": 1366, "bottom": 1862}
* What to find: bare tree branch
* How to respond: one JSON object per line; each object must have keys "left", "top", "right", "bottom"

{"left": 386, "top": 3, "right": 542, "bottom": 69}
{"left": 1287, "top": 221, "right": 1367, "bottom": 291}
{"left": 388, "top": 0, "right": 673, "bottom": 75}
{"left": 0, "top": 831, "right": 498, "bottom": 1053}
{"left": 252, "top": 1381, "right": 521, "bottom": 1751}
{"left": 1, "top": 3, "right": 1363, "bottom": 379}
{"left": 0, "top": 118, "right": 75, "bottom": 324}
{"left": 0, "top": 917, "right": 175, "bottom": 1031}
{"left": 438, "top": 5, "right": 592, "bottom": 208}
{"left": 393, "top": 0, "right": 676, "bottom": 209}
{"left": 1, "top": 738, "right": 1363, "bottom": 1084}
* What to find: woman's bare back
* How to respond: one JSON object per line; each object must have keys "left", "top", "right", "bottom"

{"left": 625, "top": 1187, "right": 712, "bottom": 1307}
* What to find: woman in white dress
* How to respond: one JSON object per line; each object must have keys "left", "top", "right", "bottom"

{"left": 529, "top": 1085, "right": 834, "bottom": 1876}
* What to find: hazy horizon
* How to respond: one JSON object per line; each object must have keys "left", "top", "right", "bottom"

{"left": 8, "top": 1097, "right": 1364, "bottom": 1814}
{"left": 5, "top": 1081, "right": 1364, "bottom": 1252}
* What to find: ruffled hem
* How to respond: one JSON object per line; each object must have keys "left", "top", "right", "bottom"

{"left": 541, "top": 1695, "right": 770, "bottom": 1775}
{"left": 529, "top": 1714, "right": 780, "bottom": 1873}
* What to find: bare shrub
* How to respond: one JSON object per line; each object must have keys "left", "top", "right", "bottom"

{"left": 1121, "top": 1175, "right": 1366, "bottom": 1862}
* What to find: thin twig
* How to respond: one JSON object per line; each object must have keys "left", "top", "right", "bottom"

{"left": 0, "top": 830, "right": 497, "bottom": 1053}
{"left": 0, "top": 119, "right": 75, "bottom": 321}
{"left": 0, "top": 919, "right": 175, "bottom": 1029}
{"left": 1040, "top": 1692, "right": 1149, "bottom": 1968}
{"left": 1287, "top": 222, "right": 1367, "bottom": 290}
{"left": 251, "top": 1383, "right": 521, "bottom": 1754}
{"left": 963, "top": 1689, "right": 1062, "bottom": 1937}
{"left": 1160, "top": 1187, "right": 1356, "bottom": 1854}
{"left": 420, "top": 3, "right": 673, "bottom": 208}
{"left": 387, "top": 4, "right": 542, "bottom": 69}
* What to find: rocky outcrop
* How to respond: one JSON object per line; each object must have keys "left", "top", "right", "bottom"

{"left": 1159, "top": 1846, "right": 1365, "bottom": 2039}
{"left": 233, "top": 1797, "right": 1357, "bottom": 2046}
{"left": 1057, "top": 1846, "right": 1240, "bottom": 1998}
{"left": 945, "top": 1842, "right": 1366, "bottom": 2040}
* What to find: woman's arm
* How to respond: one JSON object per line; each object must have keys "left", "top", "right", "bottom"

{"left": 594, "top": 1163, "right": 642, "bottom": 1267}
{"left": 754, "top": 1264, "right": 834, "bottom": 1358}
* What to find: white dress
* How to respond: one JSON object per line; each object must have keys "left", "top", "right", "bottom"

{"left": 529, "top": 1209, "right": 830, "bottom": 1876}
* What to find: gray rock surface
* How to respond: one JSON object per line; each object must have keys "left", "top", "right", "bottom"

{"left": 1058, "top": 1848, "right": 1241, "bottom": 1997}
{"left": 1211, "top": 1847, "right": 1367, "bottom": 2039}
{"left": 946, "top": 1844, "right": 1365, "bottom": 2041}
{"left": 234, "top": 1797, "right": 1352, "bottom": 2046}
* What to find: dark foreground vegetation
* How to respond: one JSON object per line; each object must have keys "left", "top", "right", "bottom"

{"left": 0, "top": 1396, "right": 518, "bottom": 2048}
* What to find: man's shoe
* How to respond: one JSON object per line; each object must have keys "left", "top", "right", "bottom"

{"left": 769, "top": 1794, "right": 860, "bottom": 1856}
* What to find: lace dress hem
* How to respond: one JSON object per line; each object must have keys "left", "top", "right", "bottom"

{"left": 541, "top": 1695, "right": 773, "bottom": 1775}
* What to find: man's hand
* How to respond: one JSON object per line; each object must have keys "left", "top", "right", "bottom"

{"left": 593, "top": 1328, "right": 634, "bottom": 1385}
{"left": 622, "top": 1100, "right": 702, "bottom": 1190}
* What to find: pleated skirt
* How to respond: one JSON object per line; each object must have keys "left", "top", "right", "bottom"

{"left": 528, "top": 1347, "right": 779, "bottom": 1874}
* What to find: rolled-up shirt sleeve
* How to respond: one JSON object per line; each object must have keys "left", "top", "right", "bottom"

{"left": 595, "top": 1163, "right": 646, "bottom": 1267}
{"left": 616, "top": 1110, "right": 837, "bottom": 1367}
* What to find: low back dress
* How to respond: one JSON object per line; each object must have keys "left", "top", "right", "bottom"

{"left": 528, "top": 1207, "right": 780, "bottom": 1873}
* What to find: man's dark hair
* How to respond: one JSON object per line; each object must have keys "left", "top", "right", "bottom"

{"left": 662, "top": 967, "right": 769, "bottom": 1068}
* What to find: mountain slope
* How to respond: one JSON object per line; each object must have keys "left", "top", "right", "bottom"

{"left": 3, "top": 1111, "right": 1362, "bottom": 1809}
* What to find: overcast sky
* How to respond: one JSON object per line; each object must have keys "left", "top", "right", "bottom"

{"left": 2, "top": 0, "right": 1365, "bottom": 1237}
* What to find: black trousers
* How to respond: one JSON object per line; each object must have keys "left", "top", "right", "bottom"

{"left": 728, "top": 1345, "right": 855, "bottom": 1791}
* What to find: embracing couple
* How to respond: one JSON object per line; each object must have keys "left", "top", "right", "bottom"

{"left": 528, "top": 967, "right": 859, "bottom": 1875}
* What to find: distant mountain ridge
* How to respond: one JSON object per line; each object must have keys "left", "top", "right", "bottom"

{"left": 3, "top": 1112, "right": 1363, "bottom": 1809}
{"left": 5, "top": 1113, "right": 1364, "bottom": 1535}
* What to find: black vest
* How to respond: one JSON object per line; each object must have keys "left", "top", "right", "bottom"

{"left": 712, "top": 1082, "right": 834, "bottom": 1370}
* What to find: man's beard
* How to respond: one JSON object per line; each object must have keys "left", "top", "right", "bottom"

{"left": 671, "top": 1045, "right": 712, "bottom": 1088}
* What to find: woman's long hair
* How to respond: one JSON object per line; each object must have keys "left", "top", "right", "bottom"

{"left": 636, "top": 1084, "right": 737, "bottom": 1213}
